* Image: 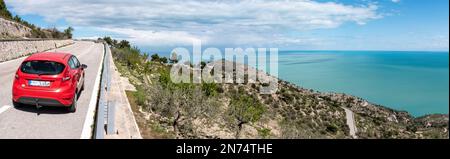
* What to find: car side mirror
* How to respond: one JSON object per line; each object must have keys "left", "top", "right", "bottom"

{"left": 81, "top": 64, "right": 88, "bottom": 69}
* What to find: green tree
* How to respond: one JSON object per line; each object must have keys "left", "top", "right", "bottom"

{"left": 12, "top": 15, "right": 21, "bottom": 22}
{"left": 103, "top": 37, "right": 113, "bottom": 45}
{"left": 64, "top": 26, "right": 74, "bottom": 39}
{"left": 118, "top": 40, "right": 131, "bottom": 48}
{"left": 200, "top": 61, "right": 207, "bottom": 69}
{"left": 201, "top": 82, "right": 218, "bottom": 96}
{"left": 229, "top": 94, "right": 265, "bottom": 138}
{"left": 0, "top": 0, "right": 13, "bottom": 19}
{"left": 112, "top": 39, "right": 118, "bottom": 46}
{"left": 160, "top": 57, "right": 168, "bottom": 64}
{"left": 151, "top": 54, "right": 160, "bottom": 62}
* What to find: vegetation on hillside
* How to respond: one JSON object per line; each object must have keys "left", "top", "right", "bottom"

{"left": 105, "top": 36, "right": 448, "bottom": 139}
{"left": 1, "top": 0, "right": 73, "bottom": 39}
{"left": 0, "top": 0, "right": 12, "bottom": 19}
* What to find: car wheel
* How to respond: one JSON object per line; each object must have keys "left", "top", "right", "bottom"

{"left": 68, "top": 93, "right": 77, "bottom": 113}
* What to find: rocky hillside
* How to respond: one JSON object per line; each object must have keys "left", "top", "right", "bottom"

{"left": 1, "top": 0, "right": 73, "bottom": 39}
{"left": 1, "top": 0, "right": 75, "bottom": 62}
{"left": 107, "top": 38, "right": 448, "bottom": 139}
{"left": 0, "top": 17, "right": 32, "bottom": 38}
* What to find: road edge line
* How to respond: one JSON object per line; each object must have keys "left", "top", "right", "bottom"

{"left": 0, "top": 105, "right": 12, "bottom": 114}
{"left": 80, "top": 42, "right": 105, "bottom": 139}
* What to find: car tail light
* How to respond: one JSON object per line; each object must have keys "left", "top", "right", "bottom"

{"left": 62, "top": 71, "right": 71, "bottom": 81}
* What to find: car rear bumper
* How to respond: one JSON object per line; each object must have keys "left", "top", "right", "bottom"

{"left": 16, "top": 97, "right": 68, "bottom": 107}
{"left": 12, "top": 85, "right": 74, "bottom": 107}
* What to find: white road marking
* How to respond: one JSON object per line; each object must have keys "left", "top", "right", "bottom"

{"left": 0, "top": 105, "right": 12, "bottom": 114}
{"left": 80, "top": 43, "right": 105, "bottom": 139}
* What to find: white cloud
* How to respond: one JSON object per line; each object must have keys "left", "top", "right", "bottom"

{"left": 102, "top": 28, "right": 203, "bottom": 47}
{"left": 5, "top": 0, "right": 381, "bottom": 47}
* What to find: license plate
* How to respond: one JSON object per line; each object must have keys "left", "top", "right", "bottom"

{"left": 28, "top": 80, "right": 50, "bottom": 87}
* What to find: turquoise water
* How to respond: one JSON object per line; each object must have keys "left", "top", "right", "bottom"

{"left": 277, "top": 51, "right": 449, "bottom": 117}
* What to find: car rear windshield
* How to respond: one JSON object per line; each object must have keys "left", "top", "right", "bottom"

{"left": 20, "top": 61, "right": 65, "bottom": 75}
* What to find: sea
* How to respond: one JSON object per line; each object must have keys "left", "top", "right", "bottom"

{"left": 277, "top": 51, "right": 449, "bottom": 117}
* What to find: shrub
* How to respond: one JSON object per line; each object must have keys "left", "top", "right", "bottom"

{"left": 160, "top": 57, "right": 168, "bottom": 64}
{"left": 258, "top": 128, "right": 272, "bottom": 139}
{"left": 118, "top": 40, "right": 131, "bottom": 48}
{"left": 158, "top": 68, "right": 171, "bottom": 87}
{"left": 281, "top": 91, "right": 294, "bottom": 103}
{"left": 326, "top": 123, "right": 339, "bottom": 133}
{"left": 134, "top": 85, "right": 147, "bottom": 106}
{"left": 103, "top": 37, "right": 114, "bottom": 46}
{"left": 229, "top": 94, "right": 265, "bottom": 125}
{"left": 1, "top": 0, "right": 13, "bottom": 19}
{"left": 202, "top": 82, "right": 218, "bottom": 96}
{"left": 151, "top": 54, "right": 160, "bottom": 62}
{"left": 143, "top": 61, "right": 152, "bottom": 74}
{"left": 200, "top": 61, "right": 207, "bottom": 69}
{"left": 251, "top": 83, "right": 257, "bottom": 89}
{"left": 216, "top": 85, "right": 224, "bottom": 93}
{"left": 63, "top": 27, "right": 74, "bottom": 39}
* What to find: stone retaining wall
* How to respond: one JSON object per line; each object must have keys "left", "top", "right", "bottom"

{"left": 0, "top": 39, "right": 74, "bottom": 62}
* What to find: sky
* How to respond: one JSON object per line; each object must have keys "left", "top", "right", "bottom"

{"left": 4, "top": 0, "right": 449, "bottom": 53}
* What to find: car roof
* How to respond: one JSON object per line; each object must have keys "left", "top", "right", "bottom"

{"left": 24, "top": 52, "right": 73, "bottom": 63}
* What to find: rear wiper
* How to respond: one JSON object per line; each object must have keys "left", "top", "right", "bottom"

{"left": 37, "top": 72, "right": 53, "bottom": 76}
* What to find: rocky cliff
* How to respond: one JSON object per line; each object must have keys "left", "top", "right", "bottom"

{"left": 0, "top": 17, "right": 32, "bottom": 39}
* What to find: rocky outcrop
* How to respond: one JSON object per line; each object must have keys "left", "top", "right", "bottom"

{"left": 0, "top": 39, "right": 74, "bottom": 62}
{"left": 0, "top": 17, "right": 32, "bottom": 38}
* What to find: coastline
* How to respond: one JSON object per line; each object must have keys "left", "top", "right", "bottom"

{"left": 215, "top": 59, "right": 449, "bottom": 138}
{"left": 149, "top": 50, "right": 448, "bottom": 117}
{"left": 242, "top": 58, "right": 448, "bottom": 119}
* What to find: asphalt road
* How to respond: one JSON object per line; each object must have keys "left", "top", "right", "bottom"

{"left": 0, "top": 41, "right": 104, "bottom": 139}
{"left": 343, "top": 107, "right": 358, "bottom": 139}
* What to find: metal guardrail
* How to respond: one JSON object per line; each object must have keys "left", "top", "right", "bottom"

{"left": 94, "top": 43, "right": 116, "bottom": 139}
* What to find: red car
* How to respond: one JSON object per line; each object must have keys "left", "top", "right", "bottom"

{"left": 12, "top": 52, "right": 87, "bottom": 112}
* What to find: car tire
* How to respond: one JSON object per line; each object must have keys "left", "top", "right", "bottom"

{"left": 12, "top": 100, "right": 21, "bottom": 108}
{"left": 68, "top": 92, "right": 77, "bottom": 113}
{"left": 81, "top": 80, "right": 85, "bottom": 92}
